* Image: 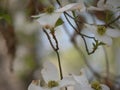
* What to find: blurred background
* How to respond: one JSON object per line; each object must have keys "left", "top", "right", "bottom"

{"left": 0, "top": 0, "right": 120, "bottom": 90}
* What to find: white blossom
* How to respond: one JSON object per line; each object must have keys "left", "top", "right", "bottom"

{"left": 32, "top": 3, "right": 82, "bottom": 29}
{"left": 85, "top": 24, "right": 120, "bottom": 45}
{"left": 87, "top": 0, "right": 116, "bottom": 11}
{"left": 28, "top": 61, "right": 74, "bottom": 90}
{"left": 71, "top": 69, "right": 110, "bottom": 90}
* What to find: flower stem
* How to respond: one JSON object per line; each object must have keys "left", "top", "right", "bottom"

{"left": 56, "top": 51, "right": 63, "bottom": 79}
{"left": 56, "top": 0, "right": 62, "bottom": 6}
{"left": 43, "top": 29, "right": 63, "bottom": 80}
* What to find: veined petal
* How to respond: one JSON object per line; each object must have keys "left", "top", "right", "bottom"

{"left": 31, "top": 13, "right": 46, "bottom": 18}
{"left": 87, "top": 6, "right": 104, "bottom": 11}
{"left": 74, "top": 84, "right": 83, "bottom": 90}
{"left": 85, "top": 24, "right": 97, "bottom": 34}
{"left": 41, "top": 61, "right": 59, "bottom": 84}
{"left": 101, "top": 84, "right": 110, "bottom": 90}
{"left": 95, "top": 34, "right": 112, "bottom": 45}
{"left": 51, "top": 87, "right": 60, "bottom": 90}
{"left": 97, "top": 0, "right": 114, "bottom": 11}
{"left": 72, "top": 69, "right": 91, "bottom": 89}
{"left": 56, "top": 3, "right": 81, "bottom": 12}
{"left": 106, "top": 28, "right": 120, "bottom": 38}
{"left": 36, "top": 13, "right": 61, "bottom": 28}
{"left": 74, "top": 84, "right": 93, "bottom": 90}
{"left": 72, "top": 74, "right": 89, "bottom": 87}
{"left": 28, "top": 81, "right": 43, "bottom": 90}
{"left": 59, "top": 77, "right": 75, "bottom": 88}
{"left": 97, "top": 0, "right": 105, "bottom": 8}
{"left": 104, "top": 3, "right": 114, "bottom": 10}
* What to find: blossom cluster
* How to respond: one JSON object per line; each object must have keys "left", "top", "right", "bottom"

{"left": 28, "top": 61, "right": 110, "bottom": 90}
{"left": 29, "top": 0, "right": 120, "bottom": 90}
{"left": 32, "top": 0, "right": 120, "bottom": 47}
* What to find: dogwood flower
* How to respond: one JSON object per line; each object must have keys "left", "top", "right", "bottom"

{"left": 87, "top": 0, "right": 115, "bottom": 11}
{"left": 71, "top": 69, "right": 93, "bottom": 90}
{"left": 85, "top": 24, "right": 120, "bottom": 45}
{"left": 32, "top": 3, "right": 82, "bottom": 30}
{"left": 91, "top": 81, "right": 110, "bottom": 90}
{"left": 28, "top": 61, "right": 74, "bottom": 90}
{"left": 71, "top": 69, "right": 110, "bottom": 90}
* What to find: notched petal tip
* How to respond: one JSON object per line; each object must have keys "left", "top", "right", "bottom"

{"left": 106, "top": 28, "right": 120, "bottom": 38}
{"left": 101, "top": 84, "right": 110, "bottom": 90}
{"left": 41, "top": 61, "right": 59, "bottom": 84}
{"left": 31, "top": 13, "right": 46, "bottom": 18}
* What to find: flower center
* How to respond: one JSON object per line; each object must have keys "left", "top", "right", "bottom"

{"left": 91, "top": 81, "right": 102, "bottom": 90}
{"left": 97, "top": 26, "right": 106, "bottom": 36}
{"left": 48, "top": 80, "right": 59, "bottom": 88}
{"left": 44, "top": 6, "right": 54, "bottom": 14}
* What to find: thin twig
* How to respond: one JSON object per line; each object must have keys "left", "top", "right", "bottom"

{"left": 63, "top": 19, "right": 102, "bottom": 79}
{"left": 64, "top": 13, "right": 98, "bottom": 54}
{"left": 52, "top": 33, "right": 59, "bottom": 50}
{"left": 56, "top": 51, "right": 63, "bottom": 79}
{"left": 56, "top": 0, "right": 62, "bottom": 6}
{"left": 43, "top": 28, "right": 63, "bottom": 80}
{"left": 43, "top": 29, "right": 56, "bottom": 51}
{"left": 72, "top": 35, "right": 102, "bottom": 78}
{"left": 107, "top": 15, "right": 120, "bottom": 26}
{"left": 64, "top": 13, "right": 95, "bottom": 39}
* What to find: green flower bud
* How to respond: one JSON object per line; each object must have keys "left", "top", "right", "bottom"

{"left": 97, "top": 26, "right": 106, "bottom": 36}
{"left": 91, "top": 81, "right": 102, "bottom": 90}
{"left": 48, "top": 80, "right": 59, "bottom": 88}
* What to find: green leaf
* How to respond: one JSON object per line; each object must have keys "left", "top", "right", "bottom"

{"left": 92, "top": 43, "right": 96, "bottom": 47}
{"left": 117, "top": 6, "right": 120, "bottom": 9}
{"left": 0, "top": 16, "right": 2, "bottom": 19}
{"left": 55, "top": 18, "right": 64, "bottom": 27}
{"left": 0, "top": 9, "right": 12, "bottom": 24}
{"left": 105, "top": 11, "right": 114, "bottom": 23}
{"left": 72, "top": 11, "right": 76, "bottom": 18}
{"left": 99, "top": 42, "right": 105, "bottom": 45}
{"left": 1, "top": 14, "right": 11, "bottom": 24}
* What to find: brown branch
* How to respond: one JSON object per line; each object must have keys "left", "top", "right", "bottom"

{"left": 43, "top": 29, "right": 56, "bottom": 51}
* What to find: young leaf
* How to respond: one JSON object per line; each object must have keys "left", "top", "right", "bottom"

{"left": 72, "top": 11, "right": 76, "bottom": 18}
{"left": 55, "top": 18, "right": 64, "bottom": 28}
{"left": 99, "top": 42, "right": 105, "bottom": 45}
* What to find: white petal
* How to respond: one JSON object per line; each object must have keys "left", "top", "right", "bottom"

{"left": 31, "top": 13, "right": 46, "bottom": 18}
{"left": 85, "top": 24, "right": 97, "bottom": 34}
{"left": 106, "top": 28, "right": 120, "bottom": 38}
{"left": 87, "top": 6, "right": 104, "bottom": 11}
{"left": 74, "top": 84, "right": 83, "bottom": 90}
{"left": 56, "top": 3, "right": 81, "bottom": 12}
{"left": 95, "top": 34, "right": 112, "bottom": 45}
{"left": 51, "top": 87, "right": 60, "bottom": 90}
{"left": 36, "top": 13, "right": 61, "bottom": 28}
{"left": 59, "top": 77, "right": 75, "bottom": 88}
{"left": 101, "top": 84, "right": 110, "bottom": 90}
{"left": 28, "top": 83, "right": 43, "bottom": 90}
{"left": 72, "top": 74, "right": 89, "bottom": 87}
{"left": 97, "top": 0, "right": 105, "bottom": 8}
{"left": 74, "top": 84, "right": 93, "bottom": 90}
{"left": 41, "top": 61, "right": 59, "bottom": 84}
{"left": 104, "top": 4, "right": 113, "bottom": 10}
